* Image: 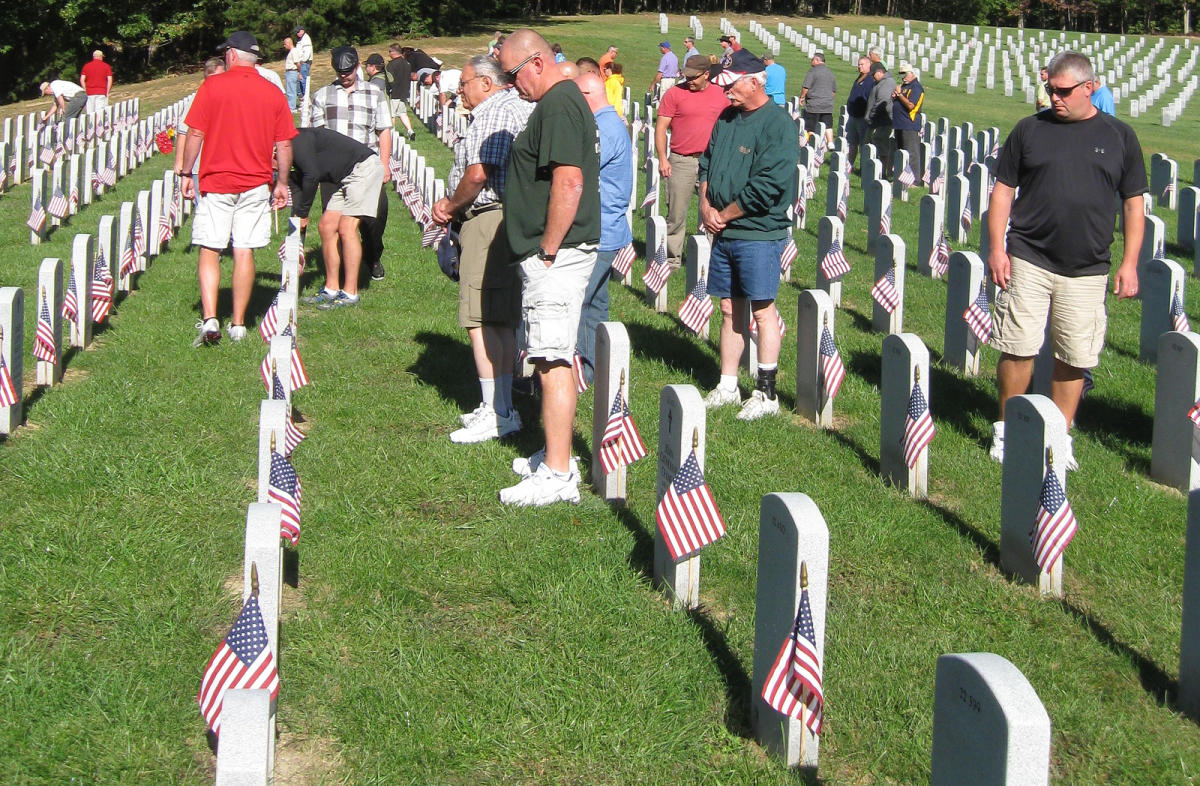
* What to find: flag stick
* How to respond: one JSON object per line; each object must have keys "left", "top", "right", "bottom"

{"left": 799, "top": 560, "right": 810, "bottom": 759}
{"left": 250, "top": 561, "right": 260, "bottom": 597}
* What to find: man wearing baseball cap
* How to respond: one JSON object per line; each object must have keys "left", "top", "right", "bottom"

{"left": 294, "top": 24, "right": 313, "bottom": 95}
{"left": 701, "top": 50, "right": 799, "bottom": 420}
{"left": 648, "top": 41, "right": 680, "bottom": 102}
{"left": 179, "top": 32, "right": 297, "bottom": 346}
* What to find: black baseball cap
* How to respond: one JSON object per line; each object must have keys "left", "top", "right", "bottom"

{"left": 216, "top": 31, "right": 260, "bottom": 56}
{"left": 332, "top": 46, "right": 359, "bottom": 74}
{"left": 364, "top": 53, "right": 386, "bottom": 68}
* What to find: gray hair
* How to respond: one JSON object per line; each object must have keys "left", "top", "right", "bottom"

{"left": 1047, "top": 51, "right": 1096, "bottom": 83}
{"left": 739, "top": 70, "right": 768, "bottom": 87}
{"left": 468, "top": 54, "right": 509, "bottom": 86}
{"left": 869, "top": 45, "right": 883, "bottom": 59}
{"left": 230, "top": 48, "right": 258, "bottom": 64}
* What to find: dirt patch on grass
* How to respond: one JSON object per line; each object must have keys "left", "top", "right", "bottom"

{"left": 275, "top": 731, "right": 345, "bottom": 785}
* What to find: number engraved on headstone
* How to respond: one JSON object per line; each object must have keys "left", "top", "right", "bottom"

{"left": 771, "top": 516, "right": 786, "bottom": 535}
{"left": 958, "top": 687, "right": 982, "bottom": 713}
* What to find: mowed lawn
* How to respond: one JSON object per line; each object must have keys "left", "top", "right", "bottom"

{"left": 1, "top": 12, "right": 1200, "bottom": 784}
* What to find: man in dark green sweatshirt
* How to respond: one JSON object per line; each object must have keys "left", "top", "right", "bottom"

{"left": 698, "top": 50, "right": 800, "bottom": 421}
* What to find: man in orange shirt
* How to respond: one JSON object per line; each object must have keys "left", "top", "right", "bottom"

{"left": 179, "top": 32, "right": 297, "bottom": 346}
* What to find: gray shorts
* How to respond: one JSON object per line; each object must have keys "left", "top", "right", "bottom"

{"left": 326, "top": 157, "right": 384, "bottom": 219}
{"left": 518, "top": 244, "right": 597, "bottom": 363}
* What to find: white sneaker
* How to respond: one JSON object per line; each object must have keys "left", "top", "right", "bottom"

{"left": 499, "top": 463, "right": 581, "bottom": 506}
{"left": 512, "top": 447, "right": 580, "bottom": 479}
{"left": 450, "top": 406, "right": 521, "bottom": 444}
{"left": 192, "top": 318, "right": 220, "bottom": 347}
{"left": 989, "top": 421, "right": 1005, "bottom": 463}
{"left": 227, "top": 323, "right": 248, "bottom": 342}
{"left": 736, "top": 389, "right": 781, "bottom": 421}
{"left": 460, "top": 403, "right": 489, "bottom": 426}
{"left": 704, "top": 385, "right": 741, "bottom": 409}
{"left": 1063, "top": 435, "right": 1079, "bottom": 472}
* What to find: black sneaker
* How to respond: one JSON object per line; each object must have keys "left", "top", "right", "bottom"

{"left": 370, "top": 260, "right": 386, "bottom": 281}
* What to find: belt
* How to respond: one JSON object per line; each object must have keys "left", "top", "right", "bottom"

{"left": 463, "top": 202, "right": 502, "bottom": 221}
{"left": 671, "top": 151, "right": 702, "bottom": 158}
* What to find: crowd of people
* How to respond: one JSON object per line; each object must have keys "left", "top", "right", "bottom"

{"left": 163, "top": 23, "right": 1145, "bottom": 503}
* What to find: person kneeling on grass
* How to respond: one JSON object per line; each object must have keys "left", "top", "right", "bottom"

{"left": 289, "top": 128, "right": 384, "bottom": 311}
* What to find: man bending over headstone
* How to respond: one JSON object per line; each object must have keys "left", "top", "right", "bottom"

{"left": 987, "top": 51, "right": 1146, "bottom": 469}
{"left": 700, "top": 50, "right": 800, "bottom": 421}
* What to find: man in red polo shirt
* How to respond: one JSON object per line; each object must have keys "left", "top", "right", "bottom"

{"left": 655, "top": 55, "right": 729, "bottom": 268}
{"left": 79, "top": 50, "right": 113, "bottom": 114}
{"left": 179, "top": 31, "right": 296, "bottom": 346}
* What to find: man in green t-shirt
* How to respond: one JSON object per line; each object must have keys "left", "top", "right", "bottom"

{"left": 699, "top": 50, "right": 800, "bottom": 422}
{"left": 497, "top": 28, "right": 601, "bottom": 507}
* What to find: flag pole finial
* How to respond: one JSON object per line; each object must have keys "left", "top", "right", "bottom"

{"left": 620, "top": 368, "right": 625, "bottom": 386}
{"left": 1046, "top": 446, "right": 1054, "bottom": 467}
{"left": 271, "top": 359, "right": 277, "bottom": 375}
{"left": 270, "top": 432, "right": 276, "bottom": 453}
{"left": 823, "top": 313, "right": 829, "bottom": 327}
{"left": 800, "top": 560, "right": 808, "bottom": 589}
{"left": 250, "top": 561, "right": 260, "bottom": 597}
{"left": 692, "top": 427, "right": 699, "bottom": 449}
{"left": 914, "top": 365, "right": 921, "bottom": 382}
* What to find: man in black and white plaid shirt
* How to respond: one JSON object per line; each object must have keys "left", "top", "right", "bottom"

{"left": 310, "top": 46, "right": 393, "bottom": 287}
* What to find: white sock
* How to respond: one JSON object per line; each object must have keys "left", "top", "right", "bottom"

{"left": 340, "top": 292, "right": 359, "bottom": 302}
{"left": 323, "top": 286, "right": 338, "bottom": 296}
{"left": 719, "top": 374, "right": 738, "bottom": 392}
{"left": 758, "top": 362, "right": 778, "bottom": 372}
{"left": 479, "top": 378, "right": 496, "bottom": 413}
{"left": 498, "top": 373, "right": 513, "bottom": 414}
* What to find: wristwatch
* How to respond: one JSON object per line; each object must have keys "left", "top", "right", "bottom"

{"left": 537, "top": 247, "right": 556, "bottom": 262}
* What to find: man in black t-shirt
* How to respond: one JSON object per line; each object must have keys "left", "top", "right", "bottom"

{"left": 385, "top": 44, "right": 416, "bottom": 138}
{"left": 986, "top": 51, "right": 1147, "bottom": 469}
{"left": 497, "top": 28, "right": 601, "bottom": 507}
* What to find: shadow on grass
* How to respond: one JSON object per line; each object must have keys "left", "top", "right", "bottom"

{"left": 1075, "top": 393, "right": 1153, "bottom": 474}
{"left": 627, "top": 321, "right": 715, "bottom": 380}
{"left": 612, "top": 503, "right": 653, "bottom": 580}
{"left": 1059, "top": 599, "right": 1177, "bottom": 710}
{"left": 824, "top": 427, "right": 881, "bottom": 479}
{"left": 928, "top": 364, "right": 994, "bottom": 444}
{"left": 408, "top": 330, "right": 478, "bottom": 415}
{"left": 844, "top": 345, "right": 880, "bottom": 389}
{"left": 920, "top": 497, "right": 1002, "bottom": 570}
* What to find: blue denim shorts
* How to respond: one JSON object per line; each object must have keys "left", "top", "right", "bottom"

{"left": 707, "top": 236, "right": 785, "bottom": 301}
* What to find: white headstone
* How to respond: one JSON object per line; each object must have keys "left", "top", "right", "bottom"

{"left": 1139, "top": 257, "right": 1186, "bottom": 362}
{"left": 1150, "top": 331, "right": 1200, "bottom": 491}
{"left": 0, "top": 288, "right": 23, "bottom": 435}
{"left": 36, "top": 258, "right": 63, "bottom": 386}
{"left": 654, "top": 384, "right": 706, "bottom": 609}
{"left": 796, "top": 290, "right": 838, "bottom": 427}
{"left": 881, "top": 333, "right": 931, "bottom": 498}
{"left": 68, "top": 234, "right": 94, "bottom": 349}
{"left": 943, "top": 251, "right": 987, "bottom": 375}
{"left": 592, "top": 321, "right": 632, "bottom": 500}
{"left": 214, "top": 689, "right": 272, "bottom": 786}
{"left": 872, "top": 234, "right": 906, "bottom": 334}
{"left": 1180, "top": 486, "right": 1200, "bottom": 719}
{"left": 815, "top": 216, "right": 846, "bottom": 306}
{"left": 645, "top": 215, "right": 669, "bottom": 312}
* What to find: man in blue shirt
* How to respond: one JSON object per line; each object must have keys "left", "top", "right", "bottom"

{"left": 575, "top": 71, "right": 632, "bottom": 384}
{"left": 1091, "top": 80, "right": 1115, "bottom": 115}
{"left": 763, "top": 53, "right": 787, "bottom": 106}
{"left": 891, "top": 62, "right": 925, "bottom": 182}
{"left": 649, "top": 41, "right": 680, "bottom": 101}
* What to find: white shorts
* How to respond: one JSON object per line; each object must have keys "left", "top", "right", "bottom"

{"left": 326, "top": 157, "right": 384, "bottom": 218}
{"left": 86, "top": 95, "right": 108, "bottom": 114}
{"left": 192, "top": 185, "right": 271, "bottom": 250}
{"left": 518, "top": 244, "right": 597, "bottom": 363}
{"left": 389, "top": 98, "right": 410, "bottom": 118}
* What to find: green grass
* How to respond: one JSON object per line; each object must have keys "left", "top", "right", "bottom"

{"left": 1, "top": 11, "right": 1200, "bottom": 784}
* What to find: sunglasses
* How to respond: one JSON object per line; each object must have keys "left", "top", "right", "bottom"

{"left": 1047, "top": 80, "right": 1088, "bottom": 98}
{"left": 505, "top": 51, "right": 540, "bottom": 79}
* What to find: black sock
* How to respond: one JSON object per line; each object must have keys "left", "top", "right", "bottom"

{"left": 757, "top": 368, "right": 777, "bottom": 400}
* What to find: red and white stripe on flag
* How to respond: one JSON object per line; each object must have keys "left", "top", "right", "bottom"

{"left": 902, "top": 381, "right": 935, "bottom": 468}
{"left": 597, "top": 389, "right": 648, "bottom": 474}
{"left": 572, "top": 353, "right": 588, "bottom": 394}
{"left": 0, "top": 354, "right": 18, "bottom": 407}
{"left": 780, "top": 237, "right": 798, "bottom": 275}
{"left": 655, "top": 449, "right": 726, "bottom": 561}
{"left": 760, "top": 586, "right": 824, "bottom": 735}
{"left": 611, "top": 243, "right": 635, "bottom": 278}
{"left": 1031, "top": 464, "right": 1078, "bottom": 573}
{"left": 197, "top": 593, "right": 279, "bottom": 734}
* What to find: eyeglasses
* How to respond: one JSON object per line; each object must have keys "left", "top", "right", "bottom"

{"left": 458, "top": 75, "right": 488, "bottom": 91}
{"left": 1047, "top": 80, "right": 1088, "bottom": 98}
{"left": 505, "top": 51, "right": 540, "bottom": 79}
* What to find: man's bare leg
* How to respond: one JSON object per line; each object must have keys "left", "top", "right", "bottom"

{"left": 338, "top": 215, "right": 362, "bottom": 296}
{"left": 538, "top": 360, "right": 577, "bottom": 474}
{"left": 317, "top": 211, "right": 343, "bottom": 292}
{"left": 996, "top": 353, "right": 1035, "bottom": 421}
{"left": 230, "top": 247, "right": 255, "bottom": 326}
{"left": 197, "top": 247, "right": 221, "bottom": 320}
{"left": 1050, "top": 358, "right": 1085, "bottom": 427}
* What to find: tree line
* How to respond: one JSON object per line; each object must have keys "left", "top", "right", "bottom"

{"left": 1, "top": 0, "right": 1190, "bottom": 105}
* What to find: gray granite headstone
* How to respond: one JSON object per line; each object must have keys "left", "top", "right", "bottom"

{"left": 1150, "top": 152, "right": 1178, "bottom": 210}
{"left": 1179, "top": 186, "right": 1199, "bottom": 253}
{"left": 751, "top": 493, "right": 829, "bottom": 769}
{"left": 1139, "top": 257, "right": 1186, "bottom": 362}
{"left": 872, "top": 233, "right": 906, "bottom": 334}
{"left": 1029, "top": 324, "right": 1055, "bottom": 397}
{"left": 796, "top": 289, "right": 837, "bottom": 427}
{"left": 944, "top": 251, "right": 987, "bottom": 376}
{"left": 826, "top": 169, "right": 847, "bottom": 222}
{"left": 214, "top": 689, "right": 272, "bottom": 786}
{"left": 0, "top": 288, "right": 23, "bottom": 435}
{"left": 1137, "top": 214, "right": 1166, "bottom": 283}
{"left": 816, "top": 215, "right": 846, "bottom": 307}
{"left": 865, "top": 178, "right": 891, "bottom": 253}
{"left": 35, "top": 258, "right": 63, "bottom": 386}
{"left": 917, "top": 195, "right": 945, "bottom": 278}
{"left": 1000, "top": 394, "right": 1070, "bottom": 596}
{"left": 1150, "top": 331, "right": 1200, "bottom": 491}
{"left": 258, "top": 400, "right": 289, "bottom": 504}
{"left": 1179, "top": 487, "right": 1200, "bottom": 719}
{"left": 881, "top": 332, "right": 931, "bottom": 498}
{"left": 592, "top": 321, "right": 632, "bottom": 500}
{"left": 68, "top": 234, "right": 94, "bottom": 349}
{"left": 891, "top": 148, "right": 911, "bottom": 202}
{"left": 930, "top": 652, "right": 1051, "bottom": 786}
{"left": 948, "top": 173, "right": 972, "bottom": 243}
{"left": 655, "top": 384, "right": 706, "bottom": 609}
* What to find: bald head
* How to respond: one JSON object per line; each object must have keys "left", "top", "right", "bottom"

{"left": 503, "top": 28, "right": 547, "bottom": 60}
{"left": 497, "top": 27, "right": 564, "bottom": 102}
{"left": 558, "top": 61, "right": 580, "bottom": 79}
{"left": 574, "top": 72, "right": 608, "bottom": 112}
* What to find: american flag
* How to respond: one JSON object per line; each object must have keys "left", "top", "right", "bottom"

{"left": 1156, "top": 236, "right": 1166, "bottom": 260}
{"left": 276, "top": 239, "right": 289, "bottom": 265}
{"left": 749, "top": 306, "right": 786, "bottom": 340}
{"left": 805, "top": 176, "right": 817, "bottom": 200}
{"left": 963, "top": 282, "right": 993, "bottom": 344}
{"left": 572, "top": 353, "right": 588, "bottom": 394}
{"left": 642, "top": 242, "right": 670, "bottom": 295}
{"left": 901, "top": 379, "right": 935, "bottom": 468}
{"left": 1189, "top": 399, "right": 1200, "bottom": 427}
{"left": 1031, "top": 461, "right": 1078, "bottom": 573}
{"left": 819, "top": 325, "right": 845, "bottom": 404}
{"left": 1172, "top": 289, "right": 1190, "bottom": 333}
{"left": 930, "top": 174, "right": 945, "bottom": 195}
{"left": 268, "top": 450, "right": 303, "bottom": 545}
{"left": 760, "top": 575, "right": 824, "bottom": 735}
{"left": 0, "top": 349, "right": 18, "bottom": 408}
{"left": 132, "top": 212, "right": 146, "bottom": 259}
{"left": 422, "top": 223, "right": 447, "bottom": 248}
{"left": 922, "top": 167, "right": 931, "bottom": 186}
{"left": 930, "top": 231, "right": 951, "bottom": 277}
{"left": 91, "top": 249, "right": 114, "bottom": 322}
{"left": 814, "top": 135, "right": 827, "bottom": 165}
{"left": 960, "top": 200, "right": 973, "bottom": 233}
{"left": 259, "top": 294, "right": 280, "bottom": 343}
{"left": 678, "top": 276, "right": 714, "bottom": 335}
{"left": 62, "top": 266, "right": 78, "bottom": 323}
{"left": 639, "top": 188, "right": 658, "bottom": 210}
{"left": 47, "top": 186, "right": 69, "bottom": 220}
{"left": 611, "top": 243, "right": 636, "bottom": 278}
{"left": 271, "top": 367, "right": 286, "bottom": 401}
{"left": 69, "top": 183, "right": 79, "bottom": 211}
{"left": 39, "top": 145, "right": 54, "bottom": 166}
{"left": 33, "top": 291, "right": 56, "bottom": 364}
{"left": 197, "top": 592, "right": 279, "bottom": 734}
{"left": 836, "top": 183, "right": 848, "bottom": 222}
{"left": 1164, "top": 181, "right": 1175, "bottom": 200}
{"left": 282, "top": 324, "right": 310, "bottom": 391}
{"left": 27, "top": 203, "right": 47, "bottom": 234}
{"left": 819, "top": 238, "right": 850, "bottom": 281}
{"left": 780, "top": 237, "right": 798, "bottom": 276}
{"left": 897, "top": 166, "right": 917, "bottom": 188}
{"left": 598, "top": 387, "right": 648, "bottom": 473}
{"left": 119, "top": 231, "right": 137, "bottom": 277}
{"left": 655, "top": 448, "right": 726, "bottom": 561}
{"left": 101, "top": 153, "right": 116, "bottom": 187}
{"left": 157, "top": 208, "right": 172, "bottom": 245}
{"left": 871, "top": 267, "right": 900, "bottom": 313}
{"left": 284, "top": 414, "right": 306, "bottom": 456}
{"left": 793, "top": 192, "right": 806, "bottom": 224}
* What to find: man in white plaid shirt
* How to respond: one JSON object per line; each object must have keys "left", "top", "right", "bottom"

{"left": 431, "top": 55, "right": 533, "bottom": 443}
{"left": 310, "top": 46, "right": 393, "bottom": 295}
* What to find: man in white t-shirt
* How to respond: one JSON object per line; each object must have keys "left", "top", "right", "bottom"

{"left": 39, "top": 80, "right": 87, "bottom": 122}
{"left": 294, "top": 25, "right": 314, "bottom": 94}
